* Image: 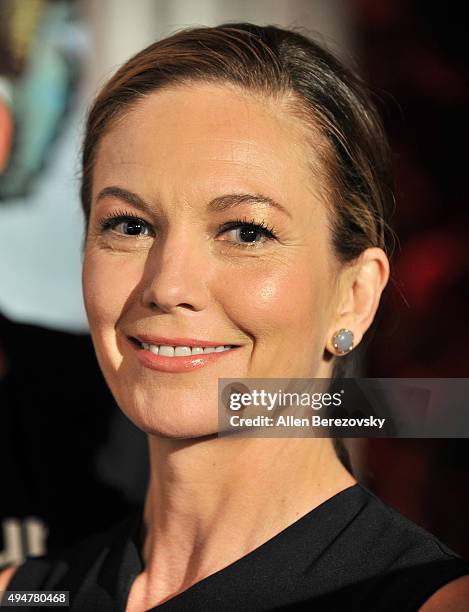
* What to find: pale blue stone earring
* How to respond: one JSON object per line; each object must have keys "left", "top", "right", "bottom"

{"left": 331, "top": 328, "right": 354, "bottom": 355}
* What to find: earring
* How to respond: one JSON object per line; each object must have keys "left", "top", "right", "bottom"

{"left": 331, "top": 328, "right": 354, "bottom": 355}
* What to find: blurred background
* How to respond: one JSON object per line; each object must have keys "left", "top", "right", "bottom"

{"left": 1, "top": 0, "right": 468, "bottom": 565}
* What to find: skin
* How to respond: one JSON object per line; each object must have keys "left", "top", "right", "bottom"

{"left": 81, "top": 82, "right": 388, "bottom": 610}
{"left": 0, "top": 82, "right": 466, "bottom": 609}
{"left": 1, "top": 79, "right": 466, "bottom": 610}
{"left": 0, "top": 82, "right": 395, "bottom": 606}
{"left": 82, "top": 82, "right": 387, "bottom": 439}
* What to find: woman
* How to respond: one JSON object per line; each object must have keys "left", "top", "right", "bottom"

{"left": 2, "top": 22, "right": 469, "bottom": 611}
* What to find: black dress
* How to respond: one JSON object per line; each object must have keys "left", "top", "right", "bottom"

{"left": 4, "top": 482, "right": 469, "bottom": 611}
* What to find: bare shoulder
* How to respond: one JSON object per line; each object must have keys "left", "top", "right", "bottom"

{"left": 0, "top": 565, "right": 18, "bottom": 590}
{"left": 419, "top": 574, "right": 469, "bottom": 611}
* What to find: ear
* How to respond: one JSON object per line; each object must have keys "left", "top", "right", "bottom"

{"left": 326, "top": 248, "right": 390, "bottom": 355}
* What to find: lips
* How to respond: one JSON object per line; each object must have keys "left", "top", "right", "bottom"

{"left": 125, "top": 335, "right": 240, "bottom": 373}
{"left": 132, "top": 334, "right": 236, "bottom": 348}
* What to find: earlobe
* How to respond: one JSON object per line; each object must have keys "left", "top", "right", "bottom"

{"left": 331, "top": 328, "right": 355, "bottom": 355}
{"left": 327, "top": 248, "right": 390, "bottom": 356}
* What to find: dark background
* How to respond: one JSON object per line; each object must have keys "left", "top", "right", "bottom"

{"left": 351, "top": 0, "right": 469, "bottom": 558}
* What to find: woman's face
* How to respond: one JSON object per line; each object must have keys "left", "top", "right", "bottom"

{"left": 82, "top": 82, "right": 342, "bottom": 437}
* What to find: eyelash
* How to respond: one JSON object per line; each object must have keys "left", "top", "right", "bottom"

{"left": 97, "top": 210, "right": 278, "bottom": 247}
{"left": 98, "top": 209, "right": 151, "bottom": 234}
{"left": 218, "top": 216, "right": 278, "bottom": 247}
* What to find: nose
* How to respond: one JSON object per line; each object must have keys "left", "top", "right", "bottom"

{"left": 141, "top": 229, "right": 211, "bottom": 313}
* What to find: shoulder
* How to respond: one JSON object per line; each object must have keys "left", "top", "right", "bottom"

{"left": 327, "top": 483, "right": 469, "bottom": 609}
{"left": 419, "top": 574, "right": 469, "bottom": 611}
{"left": 353, "top": 483, "right": 462, "bottom": 562}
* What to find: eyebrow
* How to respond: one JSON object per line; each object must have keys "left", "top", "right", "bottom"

{"left": 95, "top": 186, "right": 292, "bottom": 218}
{"left": 96, "top": 186, "right": 155, "bottom": 216}
{"left": 207, "top": 192, "right": 291, "bottom": 218}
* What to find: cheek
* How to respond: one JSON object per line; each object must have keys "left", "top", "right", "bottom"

{"left": 82, "top": 250, "right": 141, "bottom": 334}
{"left": 218, "top": 258, "right": 326, "bottom": 341}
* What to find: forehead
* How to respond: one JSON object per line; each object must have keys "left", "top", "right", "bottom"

{"left": 93, "top": 82, "right": 328, "bottom": 211}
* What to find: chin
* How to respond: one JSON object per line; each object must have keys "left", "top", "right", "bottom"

{"left": 116, "top": 393, "right": 220, "bottom": 440}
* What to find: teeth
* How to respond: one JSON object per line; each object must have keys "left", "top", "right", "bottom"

{"left": 159, "top": 345, "right": 175, "bottom": 357}
{"left": 140, "top": 341, "right": 233, "bottom": 356}
{"left": 174, "top": 346, "right": 191, "bottom": 357}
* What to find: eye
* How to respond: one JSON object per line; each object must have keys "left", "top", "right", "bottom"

{"left": 219, "top": 217, "right": 278, "bottom": 247}
{"left": 98, "top": 210, "right": 154, "bottom": 237}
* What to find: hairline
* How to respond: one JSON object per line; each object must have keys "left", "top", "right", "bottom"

{"left": 83, "top": 76, "right": 339, "bottom": 241}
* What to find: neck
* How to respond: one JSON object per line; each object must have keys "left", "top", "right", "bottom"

{"left": 136, "top": 435, "right": 356, "bottom": 607}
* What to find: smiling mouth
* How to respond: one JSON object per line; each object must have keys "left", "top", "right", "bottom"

{"left": 129, "top": 337, "right": 238, "bottom": 357}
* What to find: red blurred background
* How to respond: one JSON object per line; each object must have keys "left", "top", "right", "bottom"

{"left": 352, "top": 0, "right": 469, "bottom": 557}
